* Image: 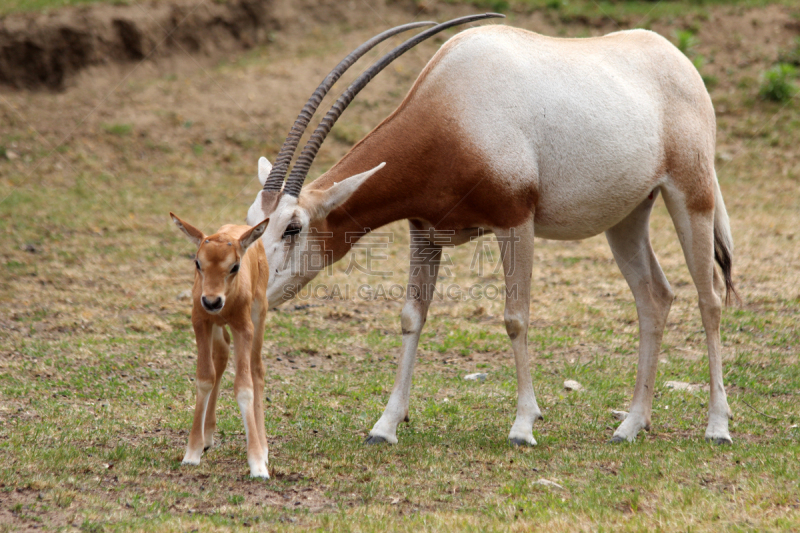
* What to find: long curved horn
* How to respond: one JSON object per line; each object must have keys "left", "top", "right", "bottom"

{"left": 282, "top": 13, "right": 505, "bottom": 198}
{"left": 262, "top": 21, "right": 438, "bottom": 192}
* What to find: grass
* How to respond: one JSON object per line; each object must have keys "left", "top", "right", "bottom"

{"left": 1, "top": 0, "right": 794, "bottom": 17}
{"left": 759, "top": 64, "right": 798, "bottom": 102}
{"left": 0, "top": 0, "right": 121, "bottom": 16}
{"left": 102, "top": 123, "right": 133, "bottom": 137}
{"left": 447, "top": 0, "right": 798, "bottom": 26}
{"left": 1, "top": 1, "right": 800, "bottom": 531}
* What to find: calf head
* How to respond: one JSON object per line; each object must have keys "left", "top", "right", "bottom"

{"left": 170, "top": 213, "right": 269, "bottom": 314}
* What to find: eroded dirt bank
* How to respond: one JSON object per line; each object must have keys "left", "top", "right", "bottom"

{"left": 0, "top": 0, "right": 406, "bottom": 90}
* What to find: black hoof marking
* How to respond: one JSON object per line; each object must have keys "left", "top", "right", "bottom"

{"left": 608, "top": 435, "right": 627, "bottom": 444}
{"left": 365, "top": 435, "right": 388, "bottom": 445}
{"left": 203, "top": 446, "right": 211, "bottom": 452}
{"left": 706, "top": 437, "right": 733, "bottom": 445}
{"left": 508, "top": 438, "right": 533, "bottom": 447}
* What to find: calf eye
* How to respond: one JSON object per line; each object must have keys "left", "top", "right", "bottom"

{"left": 230, "top": 263, "right": 240, "bottom": 274}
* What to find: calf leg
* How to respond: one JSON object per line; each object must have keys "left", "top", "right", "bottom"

{"left": 203, "top": 325, "right": 230, "bottom": 450}
{"left": 250, "top": 300, "right": 269, "bottom": 465}
{"left": 232, "top": 327, "right": 269, "bottom": 478}
{"left": 606, "top": 192, "right": 675, "bottom": 443}
{"left": 367, "top": 221, "right": 441, "bottom": 444}
{"left": 494, "top": 218, "right": 543, "bottom": 446}
{"left": 184, "top": 320, "right": 215, "bottom": 465}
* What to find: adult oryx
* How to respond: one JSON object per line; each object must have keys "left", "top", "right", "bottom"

{"left": 246, "top": 15, "right": 738, "bottom": 445}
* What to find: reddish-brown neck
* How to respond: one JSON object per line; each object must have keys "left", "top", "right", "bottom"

{"left": 306, "top": 91, "right": 536, "bottom": 265}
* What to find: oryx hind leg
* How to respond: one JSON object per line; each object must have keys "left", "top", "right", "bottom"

{"left": 606, "top": 190, "right": 674, "bottom": 443}
{"left": 662, "top": 180, "right": 733, "bottom": 444}
{"left": 494, "top": 218, "right": 542, "bottom": 446}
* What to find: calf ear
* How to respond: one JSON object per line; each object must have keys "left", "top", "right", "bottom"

{"left": 318, "top": 163, "right": 385, "bottom": 217}
{"left": 170, "top": 212, "right": 205, "bottom": 246}
{"left": 239, "top": 217, "right": 270, "bottom": 251}
{"left": 257, "top": 157, "right": 273, "bottom": 186}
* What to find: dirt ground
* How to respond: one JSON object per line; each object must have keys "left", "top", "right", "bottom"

{"left": 0, "top": 0, "right": 799, "bottom": 530}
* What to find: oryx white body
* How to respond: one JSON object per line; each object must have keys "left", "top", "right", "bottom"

{"left": 247, "top": 25, "right": 736, "bottom": 445}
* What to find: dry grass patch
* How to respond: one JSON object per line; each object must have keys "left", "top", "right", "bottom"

{"left": 1, "top": 1, "right": 799, "bottom": 531}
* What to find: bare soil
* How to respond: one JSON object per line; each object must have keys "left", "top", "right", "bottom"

{"left": 0, "top": 0, "right": 427, "bottom": 90}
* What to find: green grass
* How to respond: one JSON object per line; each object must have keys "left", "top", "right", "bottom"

{"left": 0, "top": 0, "right": 237, "bottom": 16}
{"left": 2, "top": 0, "right": 793, "bottom": 17}
{"left": 102, "top": 122, "right": 133, "bottom": 137}
{"left": 447, "top": 0, "right": 798, "bottom": 26}
{"left": 0, "top": 0, "right": 118, "bottom": 15}
{"left": 2, "top": 324, "right": 799, "bottom": 531}
{"left": 759, "top": 63, "right": 799, "bottom": 102}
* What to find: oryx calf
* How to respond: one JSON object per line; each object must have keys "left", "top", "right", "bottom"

{"left": 171, "top": 213, "right": 271, "bottom": 478}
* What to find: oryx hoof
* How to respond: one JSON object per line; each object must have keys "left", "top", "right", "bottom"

{"left": 365, "top": 435, "right": 389, "bottom": 445}
{"left": 705, "top": 436, "right": 733, "bottom": 445}
{"left": 608, "top": 435, "right": 630, "bottom": 444}
{"left": 508, "top": 437, "right": 535, "bottom": 447}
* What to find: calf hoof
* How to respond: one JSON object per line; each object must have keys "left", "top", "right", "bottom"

{"left": 365, "top": 435, "right": 389, "bottom": 445}
{"left": 182, "top": 449, "right": 202, "bottom": 465}
{"left": 249, "top": 460, "right": 270, "bottom": 479}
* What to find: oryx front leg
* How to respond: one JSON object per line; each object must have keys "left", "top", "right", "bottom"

{"left": 495, "top": 220, "right": 542, "bottom": 446}
{"left": 184, "top": 321, "right": 215, "bottom": 466}
{"left": 233, "top": 328, "right": 269, "bottom": 478}
{"left": 605, "top": 192, "right": 674, "bottom": 443}
{"left": 367, "top": 223, "right": 441, "bottom": 445}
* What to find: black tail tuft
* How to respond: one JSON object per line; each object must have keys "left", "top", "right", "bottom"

{"left": 714, "top": 231, "right": 740, "bottom": 306}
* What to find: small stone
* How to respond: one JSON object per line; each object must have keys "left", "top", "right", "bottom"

{"left": 563, "top": 379, "right": 583, "bottom": 392}
{"left": 464, "top": 373, "right": 487, "bottom": 381}
{"left": 5, "top": 150, "right": 18, "bottom": 160}
{"left": 176, "top": 289, "right": 192, "bottom": 300}
{"left": 664, "top": 380, "right": 700, "bottom": 392}
{"left": 611, "top": 410, "right": 628, "bottom": 421}
{"left": 533, "top": 478, "right": 564, "bottom": 490}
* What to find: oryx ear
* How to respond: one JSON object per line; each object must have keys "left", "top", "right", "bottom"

{"left": 257, "top": 157, "right": 273, "bottom": 186}
{"left": 239, "top": 217, "right": 270, "bottom": 251}
{"left": 170, "top": 212, "right": 205, "bottom": 246}
{"left": 319, "top": 163, "right": 385, "bottom": 216}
